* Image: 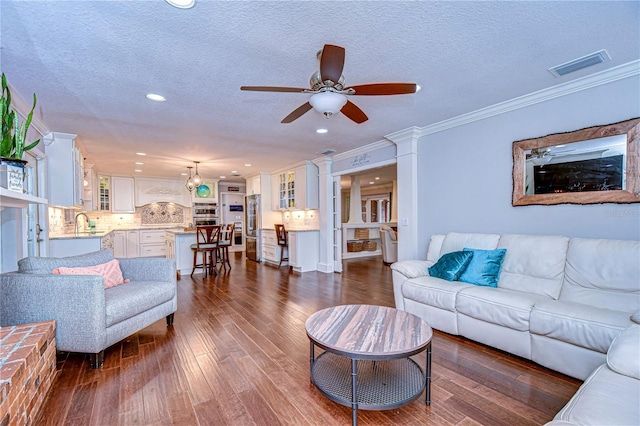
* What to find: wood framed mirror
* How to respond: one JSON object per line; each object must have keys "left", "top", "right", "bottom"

{"left": 512, "top": 117, "right": 640, "bottom": 206}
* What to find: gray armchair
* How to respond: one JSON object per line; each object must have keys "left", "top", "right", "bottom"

{"left": 380, "top": 225, "right": 398, "bottom": 264}
{"left": 0, "top": 249, "right": 176, "bottom": 368}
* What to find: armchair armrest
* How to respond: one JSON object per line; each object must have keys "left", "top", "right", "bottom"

{"left": 118, "top": 257, "right": 176, "bottom": 283}
{"left": 0, "top": 273, "right": 107, "bottom": 353}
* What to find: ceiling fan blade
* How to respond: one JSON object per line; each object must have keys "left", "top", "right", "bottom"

{"left": 281, "top": 102, "right": 313, "bottom": 123}
{"left": 341, "top": 100, "right": 368, "bottom": 124}
{"left": 320, "top": 44, "right": 345, "bottom": 84}
{"left": 345, "top": 83, "right": 417, "bottom": 95}
{"left": 241, "top": 86, "right": 308, "bottom": 93}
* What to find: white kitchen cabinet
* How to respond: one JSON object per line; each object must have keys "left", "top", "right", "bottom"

{"left": 135, "top": 177, "right": 191, "bottom": 206}
{"left": 271, "top": 161, "right": 319, "bottom": 210}
{"left": 139, "top": 230, "right": 166, "bottom": 257}
{"left": 245, "top": 174, "right": 261, "bottom": 196}
{"left": 45, "top": 132, "right": 84, "bottom": 208}
{"left": 261, "top": 229, "right": 282, "bottom": 264}
{"left": 98, "top": 175, "right": 111, "bottom": 211}
{"left": 112, "top": 230, "right": 140, "bottom": 258}
{"left": 111, "top": 177, "right": 135, "bottom": 213}
{"left": 83, "top": 165, "right": 98, "bottom": 211}
{"left": 166, "top": 231, "right": 196, "bottom": 275}
{"left": 288, "top": 230, "right": 319, "bottom": 273}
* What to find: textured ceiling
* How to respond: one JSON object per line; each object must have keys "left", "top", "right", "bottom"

{"left": 1, "top": 1, "right": 639, "bottom": 182}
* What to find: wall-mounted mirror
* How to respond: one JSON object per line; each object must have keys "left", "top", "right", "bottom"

{"left": 512, "top": 117, "right": 639, "bottom": 206}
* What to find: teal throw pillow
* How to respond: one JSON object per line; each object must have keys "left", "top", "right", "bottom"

{"left": 458, "top": 248, "right": 507, "bottom": 288}
{"left": 428, "top": 251, "right": 474, "bottom": 282}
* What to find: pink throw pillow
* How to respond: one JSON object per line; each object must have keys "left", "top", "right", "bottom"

{"left": 52, "top": 259, "right": 130, "bottom": 289}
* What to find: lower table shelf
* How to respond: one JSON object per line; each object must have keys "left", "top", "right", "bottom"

{"left": 311, "top": 351, "right": 425, "bottom": 410}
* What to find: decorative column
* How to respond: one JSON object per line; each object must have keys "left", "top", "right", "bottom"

{"left": 347, "top": 175, "right": 364, "bottom": 224}
{"left": 313, "top": 157, "right": 334, "bottom": 273}
{"left": 391, "top": 179, "right": 398, "bottom": 223}
{"left": 386, "top": 127, "right": 420, "bottom": 260}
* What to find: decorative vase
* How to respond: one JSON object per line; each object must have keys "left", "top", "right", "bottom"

{"left": 0, "top": 157, "right": 27, "bottom": 192}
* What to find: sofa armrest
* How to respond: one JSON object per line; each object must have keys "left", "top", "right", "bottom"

{"left": 390, "top": 260, "right": 433, "bottom": 279}
{"left": 0, "top": 273, "right": 107, "bottom": 353}
{"left": 607, "top": 323, "right": 640, "bottom": 380}
{"left": 118, "top": 257, "right": 176, "bottom": 284}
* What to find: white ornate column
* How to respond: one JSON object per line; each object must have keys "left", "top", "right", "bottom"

{"left": 386, "top": 127, "right": 420, "bottom": 260}
{"left": 313, "top": 157, "right": 334, "bottom": 273}
{"left": 348, "top": 175, "right": 364, "bottom": 224}
{"left": 391, "top": 179, "right": 398, "bottom": 223}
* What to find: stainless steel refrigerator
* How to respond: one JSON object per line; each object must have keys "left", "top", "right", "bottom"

{"left": 245, "top": 194, "right": 261, "bottom": 261}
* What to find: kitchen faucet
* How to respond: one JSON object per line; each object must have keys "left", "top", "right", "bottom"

{"left": 75, "top": 213, "right": 90, "bottom": 235}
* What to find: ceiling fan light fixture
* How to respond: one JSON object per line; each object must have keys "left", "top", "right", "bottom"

{"left": 165, "top": 0, "right": 195, "bottom": 9}
{"left": 185, "top": 166, "right": 195, "bottom": 192}
{"left": 309, "top": 92, "right": 347, "bottom": 118}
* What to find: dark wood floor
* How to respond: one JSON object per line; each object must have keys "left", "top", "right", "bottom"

{"left": 39, "top": 254, "right": 581, "bottom": 425}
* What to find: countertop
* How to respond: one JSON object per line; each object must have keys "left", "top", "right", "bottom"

{"left": 50, "top": 226, "right": 188, "bottom": 240}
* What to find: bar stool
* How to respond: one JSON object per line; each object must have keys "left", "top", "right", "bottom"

{"left": 275, "top": 224, "right": 289, "bottom": 267}
{"left": 190, "top": 225, "right": 221, "bottom": 277}
{"left": 217, "top": 223, "right": 235, "bottom": 270}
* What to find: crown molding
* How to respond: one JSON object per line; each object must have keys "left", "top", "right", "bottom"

{"left": 331, "top": 139, "right": 393, "bottom": 161}
{"left": 416, "top": 59, "right": 640, "bottom": 137}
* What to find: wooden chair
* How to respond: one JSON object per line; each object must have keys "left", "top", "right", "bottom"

{"left": 190, "top": 225, "right": 221, "bottom": 277}
{"left": 217, "top": 223, "right": 235, "bottom": 270}
{"left": 275, "top": 224, "right": 289, "bottom": 267}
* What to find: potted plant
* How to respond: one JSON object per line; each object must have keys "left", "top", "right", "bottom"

{"left": 0, "top": 73, "right": 40, "bottom": 192}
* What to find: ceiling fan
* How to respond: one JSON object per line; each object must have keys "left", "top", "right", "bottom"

{"left": 526, "top": 146, "right": 576, "bottom": 165}
{"left": 240, "top": 44, "right": 417, "bottom": 124}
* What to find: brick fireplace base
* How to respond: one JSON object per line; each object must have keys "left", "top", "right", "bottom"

{"left": 0, "top": 321, "right": 57, "bottom": 426}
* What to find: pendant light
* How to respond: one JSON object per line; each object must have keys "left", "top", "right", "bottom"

{"left": 193, "top": 161, "right": 202, "bottom": 187}
{"left": 185, "top": 166, "right": 195, "bottom": 192}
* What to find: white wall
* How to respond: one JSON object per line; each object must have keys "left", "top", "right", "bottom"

{"left": 417, "top": 75, "right": 640, "bottom": 256}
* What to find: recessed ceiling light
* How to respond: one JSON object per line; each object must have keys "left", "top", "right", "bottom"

{"left": 316, "top": 128, "right": 328, "bottom": 134}
{"left": 375, "top": 177, "right": 380, "bottom": 180}
{"left": 416, "top": 85, "right": 422, "bottom": 92}
{"left": 231, "top": 170, "right": 238, "bottom": 174}
{"left": 219, "top": 175, "right": 226, "bottom": 179}
{"left": 369, "top": 181, "right": 375, "bottom": 184}
{"left": 180, "top": 172, "right": 187, "bottom": 176}
{"left": 165, "top": 0, "right": 195, "bottom": 9}
{"left": 136, "top": 152, "right": 146, "bottom": 156}
{"left": 146, "top": 93, "right": 166, "bottom": 102}
{"left": 135, "top": 162, "right": 144, "bottom": 165}
{"left": 134, "top": 169, "right": 142, "bottom": 173}
{"left": 244, "top": 163, "right": 252, "bottom": 167}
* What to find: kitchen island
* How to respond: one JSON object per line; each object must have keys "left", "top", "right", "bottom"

{"left": 49, "top": 231, "right": 112, "bottom": 257}
{"left": 165, "top": 229, "right": 196, "bottom": 277}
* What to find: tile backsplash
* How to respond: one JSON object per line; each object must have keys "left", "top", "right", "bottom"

{"left": 49, "top": 204, "right": 191, "bottom": 235}
{"left": 282, "top": 210, "right": 319, "bottom": 230}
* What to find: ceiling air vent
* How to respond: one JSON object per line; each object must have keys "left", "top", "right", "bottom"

{"left": 318, "top": 148, "right": 336, "bottom": 155}
{"left": 548, "top": 50, "right": 610, "bottom": 77}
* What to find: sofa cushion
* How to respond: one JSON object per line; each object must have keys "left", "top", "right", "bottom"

{"left": 497, "top": 234, "right": 569, "bottom": 299}
{"left": 391, "top": 260, "right": 432, "bottom": 279}
{"left": 458, "top": 248, "right": 506, "bottom": 288}
{"left": 426, "top": 234, "right": 445, "bottom": 263}
{"left": 439, "top": 232, "right": 500, "bottom": 256}
{"left": 552, "top": 364, "right": 640, "bottom": 426}
{"left": 560, "top": 238, "right": 640, "bottom": 312}
{"left": 428, "top": 251, "right": 473, "bottom": 282}
{"left": 105, "top": 280, "right": 176, "bottom": 327}
{"left": 530, "top": 300, "right": 631, "bottom": 353}
{"left": 456, "top": 286, "right": 549, "bottom": 331}
{"left": 402, "top": 276, "right": 472, "bottom": 312}
{"left": 607, "top": 324, "right": 640, "bottom": 380}
{"left": 18, "top": 249, "right": 115, "bottom": 274}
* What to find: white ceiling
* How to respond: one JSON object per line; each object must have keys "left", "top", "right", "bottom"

{"left": 2, "top": 1, "right": 638, "bottom": 183}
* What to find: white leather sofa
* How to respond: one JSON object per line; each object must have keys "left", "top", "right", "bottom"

{"left": 546, "top": 317, "right": 640, "bottom": 425}
{"left": 391, "top": 232, "right": 639, "bottom": 381}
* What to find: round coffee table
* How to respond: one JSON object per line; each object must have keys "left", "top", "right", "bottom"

{"left": 305, "top": 304, "right": 432, "bottom": 425}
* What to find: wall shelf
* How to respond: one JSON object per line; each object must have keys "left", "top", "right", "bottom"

{"left": 0, "top": 187, "right": 48, "bottom": 208}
